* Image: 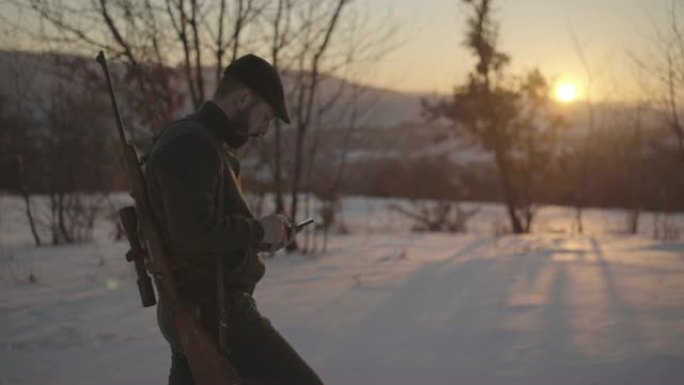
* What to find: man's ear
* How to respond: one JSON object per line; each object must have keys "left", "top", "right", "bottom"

{"left": 232, "top": 88, "right": 253, "bottom": 110}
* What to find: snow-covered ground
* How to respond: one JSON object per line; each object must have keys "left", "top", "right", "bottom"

{"left": 1, "top": 195, "right": 684, "bottom": 385}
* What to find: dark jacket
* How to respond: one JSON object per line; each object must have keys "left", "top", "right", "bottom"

{"left": 145, "top": 101, "right": 266, "bottom": 300}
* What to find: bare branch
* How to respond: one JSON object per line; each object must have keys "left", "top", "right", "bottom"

{"left": 98, "top": 0, "right": 138, "bottom": 67}
{"left": 189, "top": 0, "right": 205, "bottom": 102}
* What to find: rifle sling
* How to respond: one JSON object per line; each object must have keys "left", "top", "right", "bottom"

{"left": 216, "top": 145, "right": 229, "bottom": 355}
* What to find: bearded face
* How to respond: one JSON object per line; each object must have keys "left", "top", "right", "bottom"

{"left": 230, "top": 95, "right": 274, "bottom": 139}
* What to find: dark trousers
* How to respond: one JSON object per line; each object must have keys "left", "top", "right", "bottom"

{"left": 168, "top": 293, "right": 323, "bottom": 385}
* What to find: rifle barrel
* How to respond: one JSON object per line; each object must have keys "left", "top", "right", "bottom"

{"left": 95, "top": 51, "right": 128, "bottom": 146}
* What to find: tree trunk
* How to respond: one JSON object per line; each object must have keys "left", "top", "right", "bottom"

{"left": 57, "top": 192, "right": 73, "bottom": 244}
{"left": 493, "top": 147, "right": 524, "bottom": 234}
{"left": 21, "top": 190, "right": 42, "bottom": 246}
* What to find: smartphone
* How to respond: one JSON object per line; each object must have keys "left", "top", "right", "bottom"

{"left": 293, "top": 217, "right": 315, "bottom": 232}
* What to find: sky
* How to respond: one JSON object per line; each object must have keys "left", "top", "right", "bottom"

{"left": 362, "top": 0, "right": 668, "bottom": 99}
{"left": 0, "top": 0, "right": 671, "bottom": 101}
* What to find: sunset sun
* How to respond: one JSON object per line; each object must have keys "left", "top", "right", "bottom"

{"left": 554, "top": 82, "right": 578, "bottom": 103}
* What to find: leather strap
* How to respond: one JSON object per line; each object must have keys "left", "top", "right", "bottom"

{"left": 215, "top": 144, "right": 230, "bottom": 355}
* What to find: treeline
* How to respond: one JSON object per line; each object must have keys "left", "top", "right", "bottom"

{"left": 0, "top": 51, "right": 121, "bottom": 245}
{"left": 335, "top": 124, "right": 684, "bottom": 212}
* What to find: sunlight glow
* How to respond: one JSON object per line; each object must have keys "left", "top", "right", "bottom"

{"left": 106, "top": 278, "right": 120, "bottom": 290}
{"left": 555, "top": 82, "right": 578, "bottom": 103}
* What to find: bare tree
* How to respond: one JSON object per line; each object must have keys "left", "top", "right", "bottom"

{"left": 0, "top": 47, "right": 44, "bottom": 246}
{"left": 287, "top": 0, "right": 350, "bottom": 237}
{"left": 569, "top": 33, "right": 598, "bottom": 234}
{"left": 269, "top": 0, "right": 294, "bottom": 215}
{"left": 390, "top": 201, "right": 480, "bottom": 233}
{"left": 295, "top": 3, "right": 400, "bottom": 253}
{"left": 0, "top": 48, "right": 112, "bottom": 245}
{"left": 9, "top": 0, "right": 401, "bottom": 249}
{"left": 17, "top": 155, "right": 42, "bottom": 246}
{"left": 423, "top": 0, "right": 561, "bottom": 234}
{"left": 511, "top": 69, "right": 563, "bottom": 232}
{"left": 15, "top": 0, "right": 266, "bottom": 135}
{"left": 632, "top": 0, "right": 684, "bottom": 167}
{"left": 40, "top": 54, "right": 111, "bottom": 244}
{"left": 664, "top": 2, "right": 684, "bottom": 165}
{"left": 625, "top": 98, "right": 649, "bottom": 234}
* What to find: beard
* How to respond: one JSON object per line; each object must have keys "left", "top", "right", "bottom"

{"left": 232, "top": 99, "right": 262, "bottom": 137}
{"left": 231, "top": 105, "right": 251, "bottom": 137}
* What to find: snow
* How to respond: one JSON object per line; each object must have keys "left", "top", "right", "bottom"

{"left": 2, "top": 195, "right": 684, "bottom": 385}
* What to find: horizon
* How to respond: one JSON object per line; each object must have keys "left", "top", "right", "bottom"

{"left": 0, "top": 46, "right": 668, "bottom": 109}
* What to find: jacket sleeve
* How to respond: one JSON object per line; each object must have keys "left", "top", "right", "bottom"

{"left": 153, "top": 132, "right": 264, "bottom": 254}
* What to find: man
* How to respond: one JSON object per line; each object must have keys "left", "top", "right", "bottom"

{"left": 144, "top": 54, "right": 323, "bottom": 385}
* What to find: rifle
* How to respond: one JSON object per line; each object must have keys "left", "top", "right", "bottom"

{"left": 95, "top": 51, "right": 240, "bottom": 385}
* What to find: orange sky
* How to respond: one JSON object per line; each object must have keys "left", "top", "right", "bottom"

{"left": 362, "top": 0, "right": 668, "bottom": 101}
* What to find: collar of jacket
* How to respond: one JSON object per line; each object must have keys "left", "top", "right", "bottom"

{"left": 193, "top": 101, "right": 249, "bottom": 149}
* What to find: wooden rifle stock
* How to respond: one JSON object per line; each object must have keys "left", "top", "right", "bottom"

{"left": 95, "top": 51, "right": 240, "bottom": 385}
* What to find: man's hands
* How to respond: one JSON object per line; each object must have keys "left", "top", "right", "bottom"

{"left": 257, "top": 214, "right": 295, "bottom": 252}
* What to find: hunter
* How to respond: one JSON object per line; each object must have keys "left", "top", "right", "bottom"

{"left": 144, "top": 54, "right": 324, "bottom": 385}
